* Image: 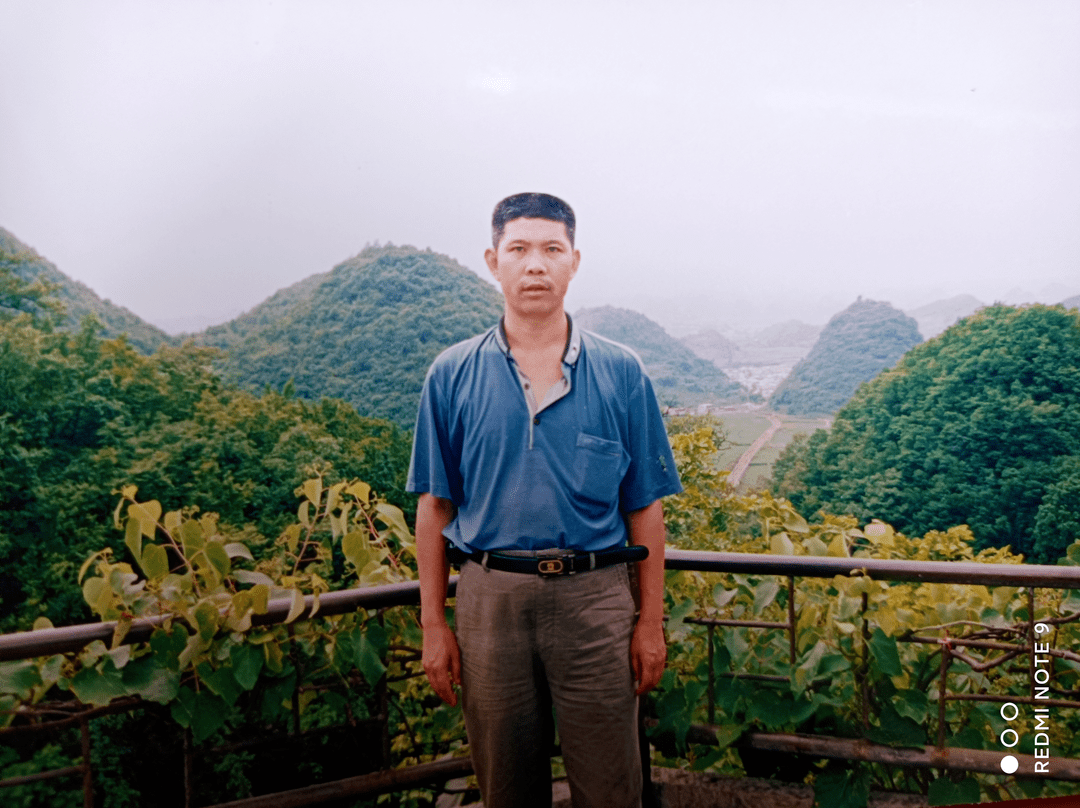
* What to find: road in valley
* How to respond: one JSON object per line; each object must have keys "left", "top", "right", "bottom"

{"left": 728, "top": 413, "right": 783, "bottom": 489}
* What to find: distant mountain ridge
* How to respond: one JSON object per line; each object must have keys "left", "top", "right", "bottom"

{"left": 769, "top": 298, "right": 923, "bottom": 415}
{"left": 199, "top": 244, "right": 505, "bottom": 427}
{"left": 905, "top": 294, "right": 984, "bottom": 339}
{"left": 1, "top": 226, "right": 174, "bottom": 353}
{"left": 573, "top": 305, "right": 745, "bottom": 406}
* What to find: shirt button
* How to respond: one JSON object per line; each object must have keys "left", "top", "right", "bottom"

{"left": 533, "top": 417, "right": 540, "bottom": 425}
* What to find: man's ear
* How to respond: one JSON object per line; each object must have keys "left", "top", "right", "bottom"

{"left": 571, "top": 249, "right": 581, "bottom": 279}
{"left": 484, "top": 247, "right": 499, "bottom": 280}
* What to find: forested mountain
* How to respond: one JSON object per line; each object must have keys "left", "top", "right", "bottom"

{"left": 0, "top": 226, "right": 173, "bottom": 354}
{"left": 0, "top": 312, "right": 412, "bottom": 629}
{"left": 199, "top": 244, "right": 504, "bottom": 427}
{"left": 1063, "top": 293, "right": 1080, "bottom": 309}
{"left": 573, "top": 306, "right": 745, "bottom": 406}
{"left": 773, "top": 304, "right": 1080, "bottom": 562}
{"left": 680, "top": 329, "right": 740, "bottom": 368}
{"left": 768, "top": 298, "right": 922, "bottom": 415}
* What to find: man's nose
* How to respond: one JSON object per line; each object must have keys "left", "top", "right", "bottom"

{"left": 524, "top": 249, "right": 546, "bottom": 272}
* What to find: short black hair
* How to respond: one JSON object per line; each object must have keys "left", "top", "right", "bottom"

{"left": 491, "top": 192, "right": 576, "bottom": 248}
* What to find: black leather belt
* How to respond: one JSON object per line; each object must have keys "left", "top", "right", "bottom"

{"left": 446, "top": 543, "right": 648, "bottom": 576}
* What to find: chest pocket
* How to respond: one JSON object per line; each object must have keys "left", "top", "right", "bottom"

{"left": 572, "top": 432, "right": 630, "bottom": 505}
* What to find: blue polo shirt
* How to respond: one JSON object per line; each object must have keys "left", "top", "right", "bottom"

{"left": 407, "top": 315, "right": 682, "bottom": 553}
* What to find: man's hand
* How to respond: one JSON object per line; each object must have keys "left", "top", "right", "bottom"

{"left": 630, "top": 618, "right": 666, "bottom": 695}
{"left": 422, "top": 622, "right": 462, "bottom": 706}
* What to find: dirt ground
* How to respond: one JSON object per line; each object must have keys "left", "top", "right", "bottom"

{"left": 438, "top": 768, "right": 930, "bottom": 807}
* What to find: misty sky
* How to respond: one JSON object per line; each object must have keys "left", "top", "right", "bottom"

{"left": 2, "top": 1, "right": 1078, "bottom": 336}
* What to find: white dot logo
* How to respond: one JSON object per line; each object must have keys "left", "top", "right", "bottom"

{"left": 1000, "top": 755, "right": 1019, "bottom": 774}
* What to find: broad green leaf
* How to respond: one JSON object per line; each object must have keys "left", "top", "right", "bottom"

{"left": 197, "top": 662, "right": 242, "bottom": 706}
{"left": 249, "top": 584, "right": 270, "bottom": 614}
{"left": 177, "top": 632, "right": 209, "bottom": 670}
{"left": 194, "top": 600, "right": 220, "bottom": 641}
{"left": 233, "top": 570, "right": 275, "bottom": 587}
{"left": 805, "top": 536, "right": 828, "bottom": 556}
{"left": 346, "top": 481, "right": 371, "bottom": 501}
{"left": 303, "top": 477, "right": 322, "bottom": 506}
{"left": 0, "top": 660, "right": 43, "bottom": 698}
{"left": 866, "top": 702, "right": 925, "bottom": 748}
{"left": 770, "top": 532, "right": 795, "bottom": 555}
{"left": 205, "top": 540, "right": 231, "bottom": 577}
{"left": 163, "top": 510, "right": 182, "bottom": 533}
{"left": 171, "top": 686, "right": 228, "bottom": 742}
{"left": 893, "top": 688, "right": 929, "bottom": 723}
{"left": 32, "top": 616, "right": 54, "bottom": 631}
{"left": 356, "top": 635, "right": 387, "bottom": 686}
{"left": 181, "top": 519, "right": 205, "bottom": 553}
{"left": 129, "top": 500, "right": 161, "bottom": 538}
{"left": 224, "top": 542, "right": 254, "bottom": 561}
{"left": 263, "top": 641, "right": 284, "bottom": 673}
{"left": 827, "top": 533, "right": 849, "bottom": 557}
{"left": 747, "top": 693, "right": 793, "bottom": 729}
{"left": 82, "top": 577, "right": 111, "bottom": 614}
{"left": 928, "top": 777, "right": 980, "bottom": 806}
{"left": 342, "top": 531, "right": 372, "bottom": 570}
{"left": 298, "top": 501, "right": 311, "bottom": 528}
{"left": 712, "top": 584, "right": 737, "bottom": 609}
{"left": 141, "top": 543, "right": 169, "bottom": 580}
{"left": 814, "top": 768, "right": 871, "bottom": 808}
{"left": 781, "top": 509, "right": 809, "bottom": 534}
{"left": 375, "top": 502, "right": 411, "bottom": 539}
{"left": 723, "top": 628, "right": 749, "bottom": 665}
{"left": 230, "top": 643, "right": 264, "bottom": 691}
{"left": 124, "top": 515, "right": 142, "bottom": 562}
{"left": 149, "top": 625, "right": 188, "bottom": 671}
{"left": 284, "top": 588, "right": 305, "bottom": 624}
{"left": 121, "top": 656, "right": 179, "bottom": 704}
{"left": 868, "top": 628, "right": 902, "bottom": 677}
{"left": 753, "top": 580, "right": 780, "bottom": 614}
{"left": 70, "top": 661, "right": 127, "bottom": 707}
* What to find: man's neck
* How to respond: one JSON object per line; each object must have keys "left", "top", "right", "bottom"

{"left": 502, "top": 308, "right": 568, "bottom": 355}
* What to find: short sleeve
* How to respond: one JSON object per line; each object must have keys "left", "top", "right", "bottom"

{"left": 619, "top": 368, "right": 683, "bottom": 512}
{"left": 406, "top": 361, "right": 463, "bottom": 503}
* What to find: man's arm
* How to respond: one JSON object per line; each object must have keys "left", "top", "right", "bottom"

{"left": 627, "top": 498, "right": 667, "bottom": 695}
{"left": 416, "top": 492, "right": 461, "bottom": 705}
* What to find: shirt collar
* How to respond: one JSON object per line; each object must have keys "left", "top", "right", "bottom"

{"left": 495, "top": 313, "right": 581, "bottom": 366}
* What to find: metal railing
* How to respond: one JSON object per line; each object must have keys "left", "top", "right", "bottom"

{"left": 3, "top": 550, "right": 1080, "bottom": 806}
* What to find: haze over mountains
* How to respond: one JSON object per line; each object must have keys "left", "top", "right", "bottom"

{"left": 6, "top": 223, "right": 1079, "bottom": 424}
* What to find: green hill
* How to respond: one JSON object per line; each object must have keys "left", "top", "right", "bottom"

{"left": 769, "top": 298, "right": 922, "bottom": 415}
{"left": 572, "top": 306, "right": 745, "bottom": 406}
{"left": 773, "top": 304, "right": 1080, "bottom": 561}
{"left": 199, "top": 245, "right": 504, "bottom": 427}
{"left": 0, "top": 227, "right": 174, "bottom": 354}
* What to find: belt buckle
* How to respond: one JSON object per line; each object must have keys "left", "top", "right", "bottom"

{"left": 537, "top": 558, "right": 564, "bottom": 575}
{"left": 535, "top": 549, "right": 572, "bottom": 576}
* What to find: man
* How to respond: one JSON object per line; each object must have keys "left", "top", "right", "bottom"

{"left": 408, "top": 193, "right": 682, "bottom": 808}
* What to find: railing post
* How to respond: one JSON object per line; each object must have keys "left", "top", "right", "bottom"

{"left": 937, "top": 635, "right": 950, "bottom": 749}
{"left": 787, "top": 576, "right": 796, "bottom": 667}
{"left": 79, "top": 714, "right": 94, "bottom": 808}
{"left": 184, "top": 728, "right": 193, "bottom": 808}
{"left": 860, "top": 590, "right": 870, "bottom": 728}
{"left": 707, "top": 623, "right": 715, "bottom": 725}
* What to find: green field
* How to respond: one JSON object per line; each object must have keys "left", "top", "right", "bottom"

{"left": 713, "top": 411, "right": 831, "bottom": 492}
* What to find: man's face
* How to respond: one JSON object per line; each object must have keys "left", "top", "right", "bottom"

{"left": 485, "top": 217, "right": 580, "bottom": 321}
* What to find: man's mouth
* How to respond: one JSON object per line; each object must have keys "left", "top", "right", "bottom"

{"left": 522, "top": 283, "right": 550, "bottom": 292}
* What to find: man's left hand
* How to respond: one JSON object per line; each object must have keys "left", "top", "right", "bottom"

{"left": 630, "top": 619, "right": 666, "bottom": 695}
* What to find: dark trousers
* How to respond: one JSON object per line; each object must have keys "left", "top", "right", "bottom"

{"left": 455, "top": 560, "right": 642, "bottom": 808}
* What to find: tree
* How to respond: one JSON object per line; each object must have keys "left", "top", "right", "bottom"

{"left": 774, "top": 305, "right": 1080, "bottom": 561}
